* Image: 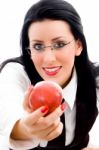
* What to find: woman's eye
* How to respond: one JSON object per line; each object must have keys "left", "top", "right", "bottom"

{"left": 33, "top": 44, "right": 44, "bottom": 50}
{"left": 54, "top": 42, "right": 66, "bottom": 49}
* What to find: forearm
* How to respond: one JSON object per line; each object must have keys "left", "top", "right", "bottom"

{"left": 10, "top": 120, "right": 30, "bottom": 140}
{"left": 9, "top": 117, "right": 40, "bottom": 149}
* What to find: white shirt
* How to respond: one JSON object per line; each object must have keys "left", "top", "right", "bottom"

{"left": 0, "top": 63, "right": 99, "bottom": 150}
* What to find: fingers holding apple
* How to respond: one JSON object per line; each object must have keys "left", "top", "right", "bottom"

{"left": 22, "top": 80, "right": 67, "bottom": 137}
{"left": 14, "top": 81, "right": 68, "bottom": 140}
{"left": 11, "top": 99, "right": 67, "bottom": 140}
{"left": 32, "top": 117, "right": 63, "bottom": 141}
{"left": 28, "top": 81, "right": 63, "bottom": 114}
{"left": 22, "top": 103, "right": 66, "bottom": 140}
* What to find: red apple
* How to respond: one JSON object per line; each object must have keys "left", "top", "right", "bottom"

{"left": 29, "top": 81, "right": 63, "bottom": 114}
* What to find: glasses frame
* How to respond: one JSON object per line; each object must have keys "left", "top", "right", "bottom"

{"left": 26, "top": 39, "right": 74, "bottom": 55}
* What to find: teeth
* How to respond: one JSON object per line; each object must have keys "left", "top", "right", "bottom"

{"left": 45, "top": 67, "right": 60, "bottom": 72}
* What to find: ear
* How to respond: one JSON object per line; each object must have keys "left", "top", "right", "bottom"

{"left": 75, "top": 39, "right": 83, "bottom": 56}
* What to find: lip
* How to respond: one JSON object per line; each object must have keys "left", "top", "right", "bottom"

{"left": 43, "top": 66, "right": 62, "bottom": 76}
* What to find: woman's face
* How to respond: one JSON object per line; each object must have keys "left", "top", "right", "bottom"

{"left": 28, "top": 19, "right": 82, "bottom": 87}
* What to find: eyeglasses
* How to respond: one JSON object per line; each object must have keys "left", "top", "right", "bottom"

{"left": 26, "top": 40, "right": 74, "bottom": 54}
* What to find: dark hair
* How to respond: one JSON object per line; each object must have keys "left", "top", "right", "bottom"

{"left": 20, "top": 0, "right": 99, "bottom": 108}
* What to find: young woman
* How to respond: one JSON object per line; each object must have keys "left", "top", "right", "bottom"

{"left": 0, "top": 0, "right": 99, "bottom": 149}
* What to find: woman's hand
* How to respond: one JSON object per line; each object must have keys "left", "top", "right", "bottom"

{"left": 10, "top": 85, "right": 66, "bottom": 141}
{"left": 11, "top": 104, "right": 66, "bottom": 141}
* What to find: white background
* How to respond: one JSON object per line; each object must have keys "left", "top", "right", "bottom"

{"left": 0, "top": 0, "right": 99, "bottom": 147}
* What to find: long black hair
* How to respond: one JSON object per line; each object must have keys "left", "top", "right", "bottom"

{"left": 20, "top": 0, "right": 99, "bottom": 108}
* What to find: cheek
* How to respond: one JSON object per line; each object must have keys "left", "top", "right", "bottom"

{"left": 31, "top": 55, "right": 43, "bottom": 68}
{"left": 58, "top": 49, "right": 76, "bottom": 65}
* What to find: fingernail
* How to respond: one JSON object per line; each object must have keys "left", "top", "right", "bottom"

{"left": 61, "top": 102, "right": 67, "bottom": 111}
{"left": 41, "top": 106, "right": 49, "bottom": 113}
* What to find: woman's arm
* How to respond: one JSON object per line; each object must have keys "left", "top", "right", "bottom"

{"left": 0, "top": 63, "right": 40, "bottom": 149}
{"left": 0, "top": 63, "right": 66, "bottom": 149}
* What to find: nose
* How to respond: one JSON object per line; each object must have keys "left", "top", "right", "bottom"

{"left": 43, "top": 49, "right": 56, "bottom": 63}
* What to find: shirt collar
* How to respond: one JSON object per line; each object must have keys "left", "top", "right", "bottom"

{"left": 63, "top": 68, "right": 77, "bottom": 110}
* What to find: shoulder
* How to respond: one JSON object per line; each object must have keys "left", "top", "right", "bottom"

{"left": 0, "top": 56, "right": 25, "bottom": 76}
{"left": 0, "top": 60, "right": 24, "bottom": 76}
{"left": 0, "top": 60, "right": 31, "bottom": 89}
{"left": 0, "top": 56, "right": 23, "bottom": 72}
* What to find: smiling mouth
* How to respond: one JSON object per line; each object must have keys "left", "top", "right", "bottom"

{"left": 43, "top": 66, "right": 62, "bottom": 76}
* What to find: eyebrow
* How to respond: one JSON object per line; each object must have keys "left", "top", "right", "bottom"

{"left": 30, "top": 36, "right": 65, "bottom": 43}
